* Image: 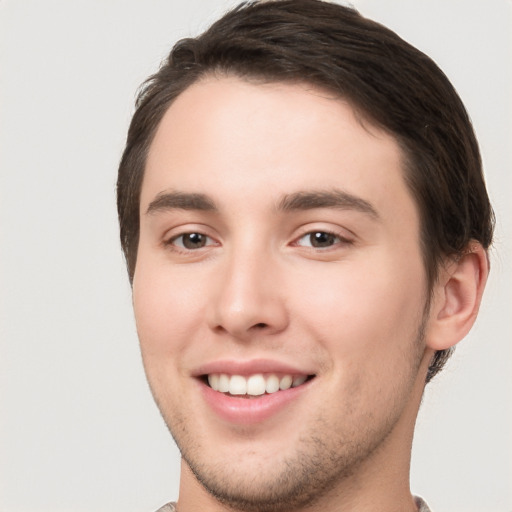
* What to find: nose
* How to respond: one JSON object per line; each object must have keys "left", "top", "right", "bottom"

{"left": 207, "top": 248, "right": 289, "bottom": 340}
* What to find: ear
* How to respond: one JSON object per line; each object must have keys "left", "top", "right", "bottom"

{"left": 425, "top": 242, "right": 489, "bottom": 351}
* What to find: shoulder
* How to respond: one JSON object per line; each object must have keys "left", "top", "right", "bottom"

{"left": 415, "top": 496, "right": 432, "bottom": 512}
{"left": 154, "top": 500, "right": 430, "bottom": 512}
{"left": 154, "top": 503, "right": 177, "bottom": 512}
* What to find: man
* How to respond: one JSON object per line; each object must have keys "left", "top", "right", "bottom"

{"left": 116, "top": 1, "right": 493, "bottom": 511}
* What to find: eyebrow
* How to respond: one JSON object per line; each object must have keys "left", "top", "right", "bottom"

{"left": 145, "top": 188, "right": 379, "bottom": 219}
{"left": 277, "top": 189, "right": 379, "bottom": 219}
{"left": 146, "top": 191, "right": 217, "bottom": 215}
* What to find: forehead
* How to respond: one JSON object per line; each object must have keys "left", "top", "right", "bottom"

{"left": 142, "top": 76, "right": 417, "bottom": 227}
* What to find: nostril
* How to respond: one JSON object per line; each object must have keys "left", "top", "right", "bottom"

{"left": 254, "top": 323, "right": 268, "bottom": 329}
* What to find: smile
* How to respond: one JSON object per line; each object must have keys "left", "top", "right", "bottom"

{"left": 206, "top": 373, "right": 310, "bottom": 397}
{"left": 200, "top": 372, "right": 316, "bottom": 424}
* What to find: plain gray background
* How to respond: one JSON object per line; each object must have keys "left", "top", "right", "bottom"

{"left": 1, "top": 1, "right": 510, "bottom": 511}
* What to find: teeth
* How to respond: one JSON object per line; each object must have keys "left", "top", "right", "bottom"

{"left": 218, "top": 374, "right": 230, "bottom": 392}
{"left": 229, "top": 375, "right": 247, "bottom": 395}
{"left": 279, "top": 375, "right": 292, "bottom": 390}
{"left": 265, "top": 374, "right": 280, "bottom": 394}
{"left": 247, "top": 374, "right": 266, "bottom": 396}
{"left": 207, "top": 373, "right": 310, "bottom": 396}
{"left": 208, "top": 374, "right": 219, "bottom": 390}
{"left": 292, "top": 375, "right": 307, "bottom": 387}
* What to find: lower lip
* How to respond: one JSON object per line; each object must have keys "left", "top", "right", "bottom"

{"left": 200, "top": 379, "right": 312, "bottom": 425}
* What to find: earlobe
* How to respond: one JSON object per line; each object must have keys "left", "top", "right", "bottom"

{"left": 425, "top": 242, "right": 489, "bottom": 351}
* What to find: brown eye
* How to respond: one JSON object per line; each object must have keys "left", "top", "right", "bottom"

{"left": 309, "top": 232, "right": 337, "bottom": 247}
{"left": 297, "top": 231, "right": 340, "bottom": 248}
{"left": 172, "top": 233, "right": 210, "bottom": 249}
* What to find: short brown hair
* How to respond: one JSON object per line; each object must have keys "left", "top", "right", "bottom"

{"left": 117, "top": 0, "right": 494, "bottom": 381}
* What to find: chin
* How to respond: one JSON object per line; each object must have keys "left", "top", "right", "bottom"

{"left": 171, "top": 415, "right": 389, "bottom": 512}
{"left": 181, "top": 451, "right": 342, "bottom": 512}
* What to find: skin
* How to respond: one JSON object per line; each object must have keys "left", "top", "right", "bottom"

{"left": 132, "top": 77, "right": 488, "bottom": 512}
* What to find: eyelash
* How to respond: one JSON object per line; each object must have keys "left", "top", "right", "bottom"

{"left": 164, "top": 228, "right": 353, "bottom": 254}
{"left": 293, "top": 229, "right": 353, "bottom": 250}
{"left": 164, "top": 232, "right": 217, "bottom": 251}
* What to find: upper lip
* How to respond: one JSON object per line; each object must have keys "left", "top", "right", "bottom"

{"left": 192, "top": 358, "right": 315, "bottom": 377}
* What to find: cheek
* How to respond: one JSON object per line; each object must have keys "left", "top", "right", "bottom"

{"left": 132, "top": 256, "right": 205, "bottom": 359}
{"left": 132, "top": 259, "right": 209, "bottom": 411}
{"left": 293, "top": 256, "right": 427, "bottom": 367}
{"left": 295, "top": 260, "right": 427, "bottom": 424}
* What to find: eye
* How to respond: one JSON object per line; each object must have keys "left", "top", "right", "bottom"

{"left": 295, "top": 231, "right": 349, "bottom": 249}
{"left": 169, "top": 232, "right": 214, "bottom": 250}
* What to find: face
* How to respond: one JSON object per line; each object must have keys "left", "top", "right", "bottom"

{"left": 134, "top": 77, "right": 431, "bottom": 510}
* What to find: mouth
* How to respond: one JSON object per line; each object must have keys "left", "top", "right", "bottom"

{"left": 201, "top": 373, "right": 315, "bottom": 398}
{"left": 196, "top": 362, "right": 317, "bottom": 424}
